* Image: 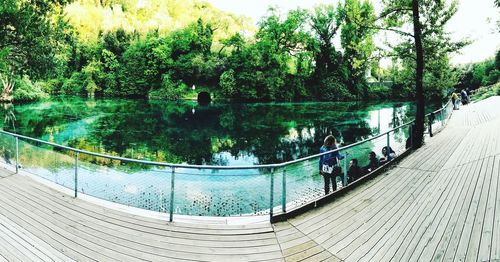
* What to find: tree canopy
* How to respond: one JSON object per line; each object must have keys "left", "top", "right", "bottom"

{"left": 1, "top": 0, "right": 493, "bottom": 104}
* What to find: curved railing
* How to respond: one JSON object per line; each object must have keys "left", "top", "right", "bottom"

{"left": 0, "top": 100, "right": 454, "bottom": 222}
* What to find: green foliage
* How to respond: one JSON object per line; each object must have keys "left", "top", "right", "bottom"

{"left": 366, "top": 83, "right": 391, "bottom": 100}
{"left": 148, "top": 74, "right": 186, "bottom": 100}
{"left": 455, "top": 55, "right": 499, "bottom": 91}
{"left": 39, "top": 78, "right": 65, "bottom": 94}
{"left": 61, "top": 72, "right": 87, "bottom": 95}
{"left": 219, "top": 69, "right": 236, "bottom": 98}
{"left": 381, "top": 0, "right": 467, "bottom": 100}
{"left": 318, "top": 76, "right": 354, "bottom": 101}
{"left": 340, "top": 0, "right": 376, "bottom": 98}
{"left": 309, "top": 4, "right": 344, "bottom": 86}
{"left": 471, "top": 82, "right": 500, "bottom": 101}
{"left": 0, "top": 0, "right": 72, "bottom": 78}
{"left": 13, "top": 76, "right": 49, "bottom": 101}
{"left": 64, "top": 0, "right": 252, "bottom": 46}
{"left": 1, "top": 0, "right": 475, "bottom": 103}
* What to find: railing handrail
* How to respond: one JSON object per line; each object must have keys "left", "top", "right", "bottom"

{"left": 0, "top": 102, "right": 448, "bottom": 170}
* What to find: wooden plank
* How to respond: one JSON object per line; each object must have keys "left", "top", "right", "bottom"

{"left": 330, "top": 168, "right": 436, "bottom": 259}
{"left": 5, "top": 177, "right": 280, "bottom": 252}
{"left": 407, "top": 160, "right": 480, "bottom": 261}
{"left": 358, "top": 162, "right": 468, "bottom": 262}
{"left": 284, "top": 245, "right": 326, "bottom": 262}
{"left": 11, "top": 175, "right": 279, "bottom": 244}
{"left": 0, "top": 184, "right": 283, "bottom": 262}
{"left": 380, "top": 156, "right": 482, "bottom": 261}
{"left": 308, "top": 168, "right": 419, "bottom": 246}
{"left": 363, "top": 164, "right": 459, "bottom": 261}
{"left": 0, "top": 233, "right": 34, "bottom": 262}
{"left": 439, "top": 153, "right": 486, "bottom": 261}
{"left": 471, "top": 157, "right": 496, "bottom": 262}
{"left": 454, "top": 155, "right": 491, "bottom": 261}
{"left": 490, "top": 156, "right": 500, "bottom": 261}
{"left": 0, "top": 190, "right": 144, "bottom": 262}
{"left": 300, "top": 250, "right": 332, "bottom": 262}
{"left": 409, "top": 160, "right": 474, "bottom": 262}
{"left": 281, "top": 240, "right": 317, "bottom": 257}
{"left": 290, "top": 165, "right": 406, "bottom": 231}
{"left": 429, "top": 160, "right": 480, "bottom": 262}
{"left": 0, "top": 213, "right": 72, "bottom": 262}
{"left": 295, "top": 166, "right": 420, "bottom": 243}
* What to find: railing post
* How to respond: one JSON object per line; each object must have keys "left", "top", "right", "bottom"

{"left": 269, "top": 168, "right": 274, "bottom": 221}
{"left": 343, "top": 154, "right": 348, "bottom": 187}
{"left": 387, "top": 132, "right": 391, "bottom": 160}
{"left": 74, "top": 152, "right": 78, "bottom": 198}
{"left": 15, "top": 137, "right": 19, "bottom": 174}
{"left": 410, "top": 125, "right": 414, "bottom": 150}
{"left": 441, "top": 109, "right": 444, "bottom": 127}
{"left": 281, "top": 168, "right": 286, "bottom": 213}
{"left": 169, "top": 167, "right": 175, "bottom": 222}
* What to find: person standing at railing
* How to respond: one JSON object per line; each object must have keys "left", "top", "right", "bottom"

{"left": 451, "top": 92, "right": 459, "bottom": 110}
{"left": 319, "top": 135, "right": 347, "bottom": 195}
{"left": 461, "top": 89, "right": 469, "bottom": 105}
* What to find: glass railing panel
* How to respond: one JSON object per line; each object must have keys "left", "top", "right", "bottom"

{"left": 19, "top": 140, "right": 75, "bottom": 191}
{"left": 76, "top": 153, "right": 171, "bottom": 213}
{"left": 0, "top": 133, "right": 16, "bottom": 170}
{"left": 172, "top": 167, "right": 271, "bottom": 216}
{"left": 284, "top": 157, "right": 325, "bottom": 210}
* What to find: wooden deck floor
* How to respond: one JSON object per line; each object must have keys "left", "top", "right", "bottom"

{"left": 0, "top": 96, "right": 499, "bottom": 261}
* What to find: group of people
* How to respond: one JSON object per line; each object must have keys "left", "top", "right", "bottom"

{"left": 319, "top": 135, "right": 396, "bottom": 195}
{"left": 451, "top": 89, "right": 470, "bottom": 109}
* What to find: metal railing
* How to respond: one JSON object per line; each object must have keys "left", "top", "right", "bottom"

{"left": 0, "top": 101, "right": 454, "bottom": 222}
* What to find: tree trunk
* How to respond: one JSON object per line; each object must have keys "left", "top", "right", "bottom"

{"left": 412, "top": 0, "right": 425, "bottom": 149}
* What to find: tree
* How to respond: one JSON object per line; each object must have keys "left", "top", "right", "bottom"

{"left": 0, "top": 0, "right": 71, "bottom": 78}
{"left": 255, "top": 8, "right": 310, "bottom": 100}
{"left": 340, "top": 0, "right": 376, "bottom": 99}
{"left": 380, "top": 0, "right": 467, "bottom": 148}
{"left": 309, "top": 4, "right": 344, "bottom": 81}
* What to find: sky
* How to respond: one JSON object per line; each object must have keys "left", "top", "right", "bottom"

{"left": 205, "top": 0, "right": 500, "bottom": 65}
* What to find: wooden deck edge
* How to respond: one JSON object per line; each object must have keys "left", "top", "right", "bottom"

{"left": 271, "top": 148, "right": 414, "bottom": 223}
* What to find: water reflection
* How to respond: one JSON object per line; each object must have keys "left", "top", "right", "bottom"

{"left": 2, "top": 98, "right": 422, "bottom": 166}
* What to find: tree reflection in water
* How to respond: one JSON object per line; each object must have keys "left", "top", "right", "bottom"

{"left": 1, "top": 97, "right": 422, "bottom": 166}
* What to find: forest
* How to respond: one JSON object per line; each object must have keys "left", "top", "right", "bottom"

{"left": 0, "top": 0, "right": 499, "bottom": 103}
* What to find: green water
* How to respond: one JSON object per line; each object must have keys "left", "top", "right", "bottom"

{"left": 1, "top": 97, "right": 419, "bottom": 166}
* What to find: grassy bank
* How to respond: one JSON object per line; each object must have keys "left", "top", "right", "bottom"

{"left": 471, "top": 82, "right": 500, "bottom": 102}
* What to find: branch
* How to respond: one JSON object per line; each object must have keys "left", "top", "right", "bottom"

{"left": 364, "top": 24, "right": 414, "bottom": 38}
{"left": 376, "top": 7, "right": 413, "bottom": 21}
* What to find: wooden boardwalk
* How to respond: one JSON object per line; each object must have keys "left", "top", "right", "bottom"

{"left": 0, "top": 96, "right": 499, "bottom": 261}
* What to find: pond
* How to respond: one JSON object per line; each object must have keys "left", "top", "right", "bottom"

{"left": 0, "top": 97, "right": 441, "bottom": 217}
{"left": 1, "top": 97, "right": 422, "bottom": 165}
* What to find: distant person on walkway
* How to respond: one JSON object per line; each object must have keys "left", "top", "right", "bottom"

{"left": 451, "top": 92, "right": 459, "bottom": 110}
{"left": 319, "top": 135, "right": 347, "bottom": 195}
{"left": 347, "top": 158, "right": 363, "bottom": 184}
{"left": 379, "top": 146, "right": 396, "bottom": 165}
{"left": 461, "top": 89, "right": 469, "bottom": 105}
{"left": 364, "top": 151, "right": 379, "bottom": 173}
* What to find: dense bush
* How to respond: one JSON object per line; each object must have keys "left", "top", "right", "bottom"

{"left": 61, "top": 72, "right": 86, "bottom": 95}
{"left": 13, "top": 76, "right": 49, "bottom": 101}
{"left": 148, "top": 74, "right": 187, "bottom": 100}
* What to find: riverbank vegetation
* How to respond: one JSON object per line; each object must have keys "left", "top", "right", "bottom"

{"left": 2, "top": 0, "right": 495, "bottom": 104}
